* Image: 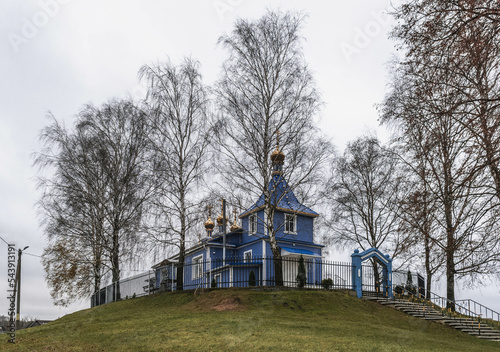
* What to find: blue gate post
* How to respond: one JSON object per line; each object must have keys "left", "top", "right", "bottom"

{"left": 351, "top": 249, "right": 362, "bottom": 298}
{"left": 351, "top": 248, "right": 393, "bottom": 299}
{"left": 382, "top": 254, "right": 393, "bottom": 299}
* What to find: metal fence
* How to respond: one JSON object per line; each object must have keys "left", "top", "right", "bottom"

{"left": 177, "top": 256, "right": 354, "bottom": 291}
{"left": 90, "top": 271, "right": 154, "bottom": 307}
{"left": 392, "top": 270, "right": 425, "bottom": 296}
{"left": 90, "top": 256, "right": 355, "bottom": 307}
{"left": 356, "top": 266, "right": 425, "bottom": 297}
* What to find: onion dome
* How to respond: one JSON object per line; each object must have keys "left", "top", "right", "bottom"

{"left": 270, "top": 130, "right": 285, "bottom": 164}
{"left": 216, "top": 213, "right": 228, "bottom": 226}
{"left": 230, "top": 209, "right": 240, "bottom": 232}
{"left": 204, "top": 216, "right": 214, "bottom": 230}
{"left": 270, "top": 146, "right": 285, "bottom": 164}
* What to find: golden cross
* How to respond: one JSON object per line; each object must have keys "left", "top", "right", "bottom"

{"left": 207, "top": 204, "right": 212, "bottom": 217}
{"left": 233, "top": 208, "right": 238, "bottom": 222}
{"left": 276, "top": 130, "right": 281, "bottom": 149}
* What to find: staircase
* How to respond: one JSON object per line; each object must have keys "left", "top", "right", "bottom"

{"left": 364, "top": 295, "right": 500, "bottom": 342}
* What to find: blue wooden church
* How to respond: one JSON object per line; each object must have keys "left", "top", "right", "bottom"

{"left": 152, "top": 142, "right": 324, "bottom": 290}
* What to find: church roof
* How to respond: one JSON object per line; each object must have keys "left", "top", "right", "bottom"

{"left": 239, "top": 174, "right": 318, "bottom": 218}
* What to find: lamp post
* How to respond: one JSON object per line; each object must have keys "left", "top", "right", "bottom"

{"left": 15, "top": 246, "right": 29, "bottom": 330}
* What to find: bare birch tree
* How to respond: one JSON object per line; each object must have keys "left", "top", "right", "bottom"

{"left": 83, "top": 100, "right": 152, "bottom": 297}
{"left": 36, "top": 116, "right": 107, "bottom": 305}
{"left": 139, "top": 58, "right": 209, "bottom": 290}
{"left": 325, "top": 135, "right": 408, "bottom": 290}
{"left": 36, "top": 99, "right": 152, "bottom": 302}
{"left": 214, "top": 10, "right": 330, "bottom": 286}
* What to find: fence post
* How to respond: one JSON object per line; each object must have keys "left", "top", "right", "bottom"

{"left": 262, "top": 256, "right": 267, "bottom": 286}
{"left": 351, "top": 250, "right": 362, "bottom": 298}
{"left": 171, "top": 263, "right": 174, "bottom": 292}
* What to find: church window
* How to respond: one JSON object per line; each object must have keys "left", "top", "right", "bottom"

{"left": 249, "top": 214, "right": 257, "bottom": 234}
{"left": 244, "top": 250, "right": 252, "bottom": 263}
{"left": 284, "top": 214, "right": 296, "bottom": 234}
{"left": 192, "top": 255, "right": 203, "bottom": 279}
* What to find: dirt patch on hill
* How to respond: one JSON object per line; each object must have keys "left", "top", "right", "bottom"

{"left": 211, "top": 297, "right": 242, "bottom": 311}
{"left": 183, "top": 290, "right": 247, "bottom": 312}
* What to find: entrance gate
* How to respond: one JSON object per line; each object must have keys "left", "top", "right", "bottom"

{"left": 351, "top": 248, "right": 393, "bottom": 299}
{"left": 361, "top": 263, "right": 382, "bottom": 294}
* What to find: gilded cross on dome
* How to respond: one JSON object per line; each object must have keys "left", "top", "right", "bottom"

{"left": 204, "top": 204, "right": 214, "bottom": 231}
{"left": 216, "top": 198, "right": 227, "bottom": 225}
{"left": 270, "top": 130, "right": 285, "bottom": 166}
{"left": 230, "top": 208, "right": 240, "bottom": 232}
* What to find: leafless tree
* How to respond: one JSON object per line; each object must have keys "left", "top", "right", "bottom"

{"left": 379, "top": 68, "right": 444, "bottom": 298}
{"left": 391, "top": 0, "right": 500, "bottom": 200}
{"left": 325, "top": 135, "right": 408, "bottom": 290}
{"left": 213, "top": 10, "right": 331, "bottom": 285}
{"left": 139, "top": 58, "right": 209, "bottom": 290}
{"left": 381, "top": 52, "right": 500, "bottom": 307}
{"left": 35, "top": 115, "right": 107, "bottom": 305}
{"left": 36, "top": 99, "right": 152, "bottom": 302}
{"left": 397, "top": 149, "right": 444, "bottom": 299}
{"left": 83, "top": 100, "right": 152, "bottom": 298}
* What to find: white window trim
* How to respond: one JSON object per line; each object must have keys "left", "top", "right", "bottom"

{"left": 249, "top": 214, "right": 257, "bottom": 235}
{"left": 243, "top": 249, "right": 252, "bottom": 263}
{"left": 284, "top": 213, "right": 297, "bottom": 234}
{"left": 192, "top": 255, "right": 203, "bottom": 279}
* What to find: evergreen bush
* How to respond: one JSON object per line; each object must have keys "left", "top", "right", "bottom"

{"left": 296, "top": 255, "right": 307, "bottom": 288}
{"left": 394, "top": 285, "right": 404, "bottom": 295}
{"left": 211, "top": 278, "right": 217, "bottom": 288}
{"left": 249, "top": 270, "right": 256, "bottom": 286}
{"left": 321, "top": 278, "right": 333, "bottom": 290}
{"left": 405, "top": 270, "right": 417, "bottom": 294}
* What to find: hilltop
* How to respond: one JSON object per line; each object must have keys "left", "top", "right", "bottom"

{"left": 2, "top": 289, "right": 499, "bottom": 351}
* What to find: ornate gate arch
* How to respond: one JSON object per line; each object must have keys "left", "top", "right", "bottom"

{"left": 351, "top": 248, "right": 393, "bottom": 299}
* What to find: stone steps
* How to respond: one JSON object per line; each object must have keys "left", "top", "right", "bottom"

{"left": 364, "top": 296, "right": 500, "bottom": 342}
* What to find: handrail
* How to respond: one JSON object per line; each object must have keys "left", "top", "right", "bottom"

{"left": 456, "top": 298, "right": 500, "bottom": 326}
{"left": 388, "top": 284, "right": 500, "bottom": 331}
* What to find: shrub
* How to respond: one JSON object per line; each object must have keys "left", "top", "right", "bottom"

{"left": 211, "top": 278, "right": 217, "bottom": 288}
{"left": 321, "top": 278, "right": 333, "bottom": 290}
{"left": 296, "top": 255, "right": 307, "bottom": 288}
{"left": 405, "top": 270, "right": 417, "bottom": 295}
{"left": 249, "top": 270, "right": 256, "bottom": 286}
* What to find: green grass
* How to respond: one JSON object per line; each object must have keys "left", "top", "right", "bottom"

{"left": 2, "top": 289, "right": 499, "bottom": 351}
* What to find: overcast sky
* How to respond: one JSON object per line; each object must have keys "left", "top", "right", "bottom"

{"left": 0, "top": 0, "right": 498, "bottom": 320}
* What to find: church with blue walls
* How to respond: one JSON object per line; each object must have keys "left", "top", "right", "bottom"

{"left": 153, "top": 141, "right": 324, "bottom": 290}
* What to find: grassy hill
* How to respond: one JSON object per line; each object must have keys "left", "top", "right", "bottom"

{"left": 2, "top": 288, "right": 499, "bottom": 351}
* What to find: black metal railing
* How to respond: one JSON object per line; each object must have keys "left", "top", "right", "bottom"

{"left": 90, "top": 256, "right": 354, "bottom": 307}
{"left": 387, "top": 286, "right": 500, "bottom": 331}
{"left": 456, "top": 298, "right": 500, "bottom": 330}
{"left": 179, "top": 256, "right": 354, "bottom": 290}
